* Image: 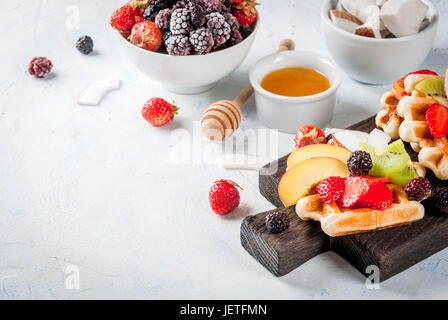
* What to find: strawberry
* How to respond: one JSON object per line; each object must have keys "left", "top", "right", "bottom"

{"left": 209, "top": 180, "right": 241, "bottom": 215}
{"left": 110, "top": 4, "right": 136, "bottom": 33}
{"left": 232, "top": 0, "right": 259, "bottom": 26}
{"left": 337, "top": 176, "right": 372, "bottom": 209}
{"left": 393, "top": 69, "right": 438, "bottom": 100}
{"left": 142, "top": 98, "right": 179, "bottom": 127}
{"left": 316, "top": 177, "right": 345, "bottom": 204}
{"left": 426, "top": 103, "right": 448, "bottom": 138}
{"left": 232, "top": 0, "right": 244, "bottom": 3}
{"left": 129, "top": 21, "right": 163, "bottom": 52}
{"left": 294, "top": 125, "right": 326, "bottom": 148}
{"left": 357, "top": 183, "right": 393, "bottom": 210}
{"left": 129, "top": 0, "right": 149, "bottom": 17}
{"left": 363, "top": 176, "right": 391, "bottom": 184}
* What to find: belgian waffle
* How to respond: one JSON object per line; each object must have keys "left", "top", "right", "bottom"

{"left": 375, "top": 91, "right": 402, "bottom": 140}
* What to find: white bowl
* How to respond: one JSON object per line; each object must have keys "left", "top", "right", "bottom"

{"left": 322, "top": 0, "right": 438, "bottom": 84}
{"left": 250, "top": 51, "right": 342, "bottom": 134}
{"left": 117, "top": 20, "right": 259, "bottom": 94}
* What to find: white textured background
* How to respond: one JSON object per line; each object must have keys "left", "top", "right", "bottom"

{"left": 0, "top": 0, "right": 447, "bottom": 299}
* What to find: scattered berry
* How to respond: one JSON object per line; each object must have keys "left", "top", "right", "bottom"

{"left": 404, "top": 177, "right": 431, "bottom": 201}
{"left": 76, "top": 35, "right": 94, "bottom": 55}
{"left": 427, "top": 187, "right": 448, "bottom": 215}
{"left": 189, "top": 28, "right": 214, "bottom": 54}
{"left": 316, "top": 177, "right": 345, "bottom": 204}
{"left": 231, "top": 0, "right": 258, "bottom": 26}
{"left": 347, "top": 151, "right": 373, "bottom": 176}
{"left": 166, "top": 35, "right": 192, "bottom": 55}
{"left": 207, "top": 12, "right": 231, "bottom": 47}
{"left": 357, "top": 183, "right": 393, "bottom": 210}
{"left": 294, "top": 125, "right": 326, "bottom": 148}
{"left": 189, "top": 2, "right": 206, "bottom": 27}
{"left": 337, "top": 176, "right": 372, "bottom": 209}
{"left": 170, "top": 8, "right": 192, "bottom": 35}
{"left": 265, "top": 211, "right": 290, "bottom": 234}
{"left": 129, "top": 21, "right": 163, "bottom": 52}
{"left": 426, "top": 103, "right": 448, "bottom": 138}
{"left": 111, "top": 4, "right": 136, "bottom": 32}
{"left": 28, "top": 57, "right": 53, "bottom": 78}
{"left": 142, "top": 98, "right": 179, "bottom": 127}
{"left": 155, "top": 8, "right": 172, "bottom": 30}
{"left": 209, "top": 180, "right": 241, "bottom": 215}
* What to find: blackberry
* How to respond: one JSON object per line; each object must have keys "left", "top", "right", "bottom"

{"left": 239, "top": 24, "right": 253, "bottom": 39}
{"left": 144, "top": 2, "right": 168, "bottom": 21}
{"left": 265, "top": 211, "right": 290, "bottom": 234}
{"left": 223, "top": 12, "right": 239, "bottom": 31}
{"left": 228, "top": 29, "right": 243, "bottom": 46}
{"left": 189, "top": 1, "right": 206, "bottom": 27}
{"left": 155, "top": 8, "right": 172, "bottom": 30}
{"left": 163, "top": 30, "right": 173, "bottom": 44}
{"left": 170, "top": 8, "right": 192, "bottom": 35}
{"left": 404, "top": 177, "right": 431, "bottom": 201}
{"left": 172, "top": 0, "right": 189, "bottom": 9}
{"left": 207, "top": 12, "right": 231, "bottom": 47}
{"left": 76, "top": 35, "right": 94, "bottom": 55}
{"left": 347, "top": 151, "right": 373, "bottom": 176}
{"left": 189, "top": 28, "right": 214, "bottom": 54}
{"left": 222, "top": 0, "right": 232, "bottom": 12}
{"left": 428, "top": 187, "right": 448, "bottom": 215}
{"left": 201, "top": 0, "right": 222, "bottom": 13}
{"left": 166, "top": 35, "right": 192, "bottom": 55}
{"left": 28, "top": 57, "right": 53, "bottom": 78}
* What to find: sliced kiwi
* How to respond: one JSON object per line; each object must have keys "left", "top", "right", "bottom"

{"left": 385, "top": 139, "right": 410, "bottom": 161}
{"left": 391, "top": 163, "right": 419, "bottom": 186}
{"left": 415, "top": 77, "right": 446, "bottom": 98}
{"left": 360, "top": 142, "right": 409, "bottom": 179}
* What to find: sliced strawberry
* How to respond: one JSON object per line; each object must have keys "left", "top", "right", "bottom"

{"left": 357, "top": 183, "right": 393, "bottom": 210}
{"left": 336, "top": 177, "right": 372, "bottom": 209}
{"left": 426, "top": 103, "right": 448, "bottom": 138}
{"left": 362, "top": 176, "right": 391, "bottom": 184}
{"left": 316, "top": 176, "right": 345, "bottom": 204}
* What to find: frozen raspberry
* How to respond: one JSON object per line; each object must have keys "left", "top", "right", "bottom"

{"left": 155, "top": 8, "right": 172, "bottom": 29}
{"left": 189, "top": 1, "right": 206, "bottom": 27}
{"left": 265, "top": 211, "right": 290, "bottom": 234}
{"left": 76, "top": 35, "right": 94, "bottom": 55}
{"left": 428, "top": 187, "right": 448, "bottom": 215}
{"left": 207, "top": 12, "right": 231, "bottom": 47}
{"left": 28, "top": 57, "right": 53, "bottom": 78}
{"left": 166, "top": 35, "right": 192, "bottom": 55}
{"left": 170, "top": 8, "right": 192, "bottom": 35}
{"left": 404, "top": 177, "right": 431, "bottom": 201}
{"left": 144, "top": 2, "right": 168, "bottom": 21}
{"left": 347, "top": 151, "right": 373, "bottom": 176}
{"left": 189, "top": 27, "right": 214, "bottom": 54}
{"left": 239, "top": 24, "right": 253, "bottom": 38}
{"left": 223, "top": 12, "right": 239, "bottom": 30}
{"left": 228, "top": 29, "right": 243, "bottom": 46}
{"left": 201, "top": 0, "right": 223, "bottom": 13}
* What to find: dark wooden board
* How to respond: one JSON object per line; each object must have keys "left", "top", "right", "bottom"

{"left": 243, "top": 116, "right": 448, "bottom": 281}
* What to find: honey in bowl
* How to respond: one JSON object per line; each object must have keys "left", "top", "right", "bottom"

{"left": 261, "top": 67, "right": 330, "bottom": 97}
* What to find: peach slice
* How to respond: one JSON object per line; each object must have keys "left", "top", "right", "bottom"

{"left": 287, "top": 144, "right": 351, "bottom": 169}
{"left": 279, "top": 157, "right": 350, "bottom": 207}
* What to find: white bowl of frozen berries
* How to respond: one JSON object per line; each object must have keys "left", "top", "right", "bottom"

{"left": 111, "top": 0, "right": 259, "bottom": 94}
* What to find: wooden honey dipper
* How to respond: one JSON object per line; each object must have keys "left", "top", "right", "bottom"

{"left": 201, "top": 39, "right": 295, "bottom": 141}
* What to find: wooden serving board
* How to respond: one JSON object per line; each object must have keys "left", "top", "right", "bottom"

{"left": 241, "top": 116, "right": 448, "bottom": 282}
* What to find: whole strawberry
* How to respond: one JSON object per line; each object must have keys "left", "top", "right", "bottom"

{"left": 209, "top": 180, "right": 241, "bottom": 215}
{"left": 294, "top": 125, "right": 326, "bottom": 148}
{"left": 129, "top": 0, "right": 150, "bottom": 17}
{"left": 142, "top": 98, "right": 179, "bottom": 127}
{"left": 111, "top": 4, "right": 136, "bottom": 33}
{"left": 129, "top": 21, "right": 163, "bottom": 52}
{"left": 232, "top": 0, "right": 259, "bottom": 26}
{"left": 426, "top": 103, "right": 448, "bottom": 138}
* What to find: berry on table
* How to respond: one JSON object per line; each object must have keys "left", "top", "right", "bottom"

{"left": 170, "top": 7, "right": 192, "bottom": 35}
{"left": 316, "top": 176, "right": 345, "bottom": 204}
{"left": 207, "top": 12, "right": 231, "bottom": 47}
{"left": 209, "top": 180, "right": 241, "bottom": 215}
{"left": 427, "top": 187, "right": 448, "bottom": 215}
{"left": 294, "top": 125, "right": 326, "bottom": 148}
{"left": 404, "top": 177, "right": 431, "bottom": 201}
{"left": 166, "top": 35, "right": 192, "bottom": 55}
{"left": 129, "top": 21, "right": 163, "bottom": 52}
{"left": 426, "top": 103, "right": 448, "bottom": 138}
{"left": 155, "top": 8, "right": 172, "bottom": 30}
{"left": 347, "top": 151, "right": 373, "bottom": 176}
{"left": 76, "top": 35, "right": 94, "bottom": 55}
{"left": 142, "top": 98, "right": 179, "bottom": 127}
{"left": 265, "top": 211, "right": 290, "bottom": 234}
{"left": 231, "top": 0, "right": 258, "bottom": 26}
{"left": 189, "top": 28, "right": 214, "bottom": 54}
{"left": 28, "top": 57, "right": 53, "bottom": 78}
{"left": 110, "top": 4, "right": 136, "bottom": 32}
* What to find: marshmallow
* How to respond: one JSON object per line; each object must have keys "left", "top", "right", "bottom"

{"left": 380, "top": 0, "right": 428, "bottom": 37}
{"left": 330, "top": 9, "right": 363, "bottom": 33}
{"left": 77, "top": 78, "right": 121, "bottom": 106}
{"left": 340, "top": 0, "right": 378, "bottom": 23}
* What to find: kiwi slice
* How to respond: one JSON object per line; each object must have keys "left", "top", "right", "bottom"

{"left": 360, "top": 142, "right": 409, "bottom": 179}
{"left": 391, "top": 163, "right": 419, "bottom": 186}
{"left": 415, "top": 77, "right": 446, "bottom": 98}
{"left": 385, "top": 139, "right": 410, "bottom": 160}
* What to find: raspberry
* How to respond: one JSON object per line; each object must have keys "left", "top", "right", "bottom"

{"left": 316, "top": 177, "right": 345, "bottom": 204}
{"left": 76, "top": 35, "right": 94, "bottom": 55}
{"left": 207, "top": 12, "right": 231, "bottom": 47}
{"left": 265, "top": 211, "right": 290, "bottom": 234}
{"left": 428, "top": 187, "right": 448, "bottom": 215}
{"left": 143, "top": 2, "right": 167, "bottom": 21}
{"left": 155, "top": 8, "right": 172, "bottom": 30}
{"left": 201, "top": 0, "right": 223, "bottom": 13}
{"left": 189, "top": 28, "right": 214, "bottom": 54}
{"left": 228, "top": 29, "right": 243, "bottom": 46}
{"left": 189, "top": 1, "right": 206, "bottom": 27}
{"left": 166, "top": 35, "right": 192, "bottom": 55}
{"left": 170, "top": 8, "right": 192, "bottom": 35}
{"left": 347, "top": 151, "right": 373, "bottom": 176}
{"left": 404, "top": 177, "right": 431, "bottom": 201}
{"left": 28, "top": 57, "right": 53, "bottom": 78}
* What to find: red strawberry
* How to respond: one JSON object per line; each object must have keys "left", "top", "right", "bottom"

{"left": 393, "top": 69, "right": 438, "bottom": 100}
{"left": 129, "top": 0, "right": 149, "bottom": 17}
{"left": 357, "top": 183, "right": 393, "bottom": 210}
{"left": 142, "top": 98, "right": 179, "bottom": 127}
{"left": 316, "top": 177, "right": 345, "bottom": 204}
{"left": 209, "top": 180, "right": 241, "bottom": 215}
{"left": 232, "top": 0, "right": 244, "bottom": 3}
{"left": 426, "top": 103, "right": 448, "bottom": 138}
{"left": 337, "top": 176, "right": 372, "bottom": 209}
{"left": 363, "top": 176, "right": 391, "bottom": 184}
{"left": 294, "top": 125, "right": 326, "bottom": 148}
{"left": 232, "top": 0, "right": 259, "bottom": 26}
{"left": 129, "top": 21, "right": 163, "bottom": 52}
{"left": 111, "top": 4, "right": 136, "bottom": 32}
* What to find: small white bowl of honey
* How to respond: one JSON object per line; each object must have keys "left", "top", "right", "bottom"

{"left": 250, "top": 51, "right": 342, "bottom": 134}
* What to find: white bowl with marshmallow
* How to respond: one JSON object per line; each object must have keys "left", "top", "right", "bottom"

{"left": 322, "top": 0, "right": 438, "bottom": 84}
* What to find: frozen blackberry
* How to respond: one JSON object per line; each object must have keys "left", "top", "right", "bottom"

{"left": 222, "top": 0, "right": 232, "bottom": 12}
{"left": 266, "top": 211, "right": 290, "bottom": 234}
{"left": 163, "top": 30, "right": 173, "bottom": 44}
{"left": 404, "top": 177, "right": 431, "bottom": 201}
{"left": 166, "top": 35, "right": 192, "bottom": 55}
{"left": 155, "top": 8, "right": 172, "bottom": 30}
{"left": 428, "top": 187, "right": 448, "bottom": 215}
{"left": 228, "top": 29, "right": 243, "bottom": 46}
{"left": 172, "top": 0, "right": 189, "bottom": 9}
{"left": 201, "top": 0, "right": 222, "bottom": 13}
{"left": 189, "top": 1, "right": 206, "bottom": 27}
{"left": 28, "top": 57, "right": 53, "bottom": 78}
{"left": 239, "top": 24, "right": 253, "bottom": 38}
{"left": 223, "top": 12, "right": 239, "bottom": 30}
{"left": 347, "top": 151, "right": 373, "bottom": 176}
{"left": 144, "top": 2, "right": 168, "bottom": 21}
{"left": 76, "top": 35, "right": 94, "bottom": 55}
{"left": 189, "top": 27, "right": 214, "bottom": 54}
{"left": 170, "top": 8, "right": 192, "bottom": 35}
{"left": 207, "top": 12, "right": 231, "bottom": 47}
